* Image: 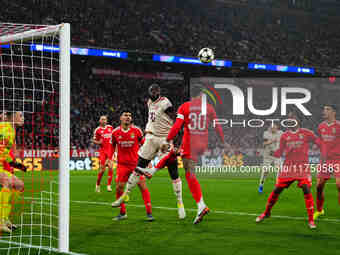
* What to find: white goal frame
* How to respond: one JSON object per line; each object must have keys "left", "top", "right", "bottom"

{"left": 0, "top": 23, "right": 70, "bottom": 253}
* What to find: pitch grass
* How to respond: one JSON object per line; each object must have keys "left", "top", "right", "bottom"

{"left": 1, "top": 169, "right": 340, "bottom": 255}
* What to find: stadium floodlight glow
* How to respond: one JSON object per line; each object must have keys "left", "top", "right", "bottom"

{"left": 0, "top": 23, "right": 74, "bottom": 254}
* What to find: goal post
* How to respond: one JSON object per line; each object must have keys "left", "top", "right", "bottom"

{"left": 58, "top": 23, "right": 70, "bottom": 254}
{"left": 0, "top": 23, "right": 70, "bottom": 254}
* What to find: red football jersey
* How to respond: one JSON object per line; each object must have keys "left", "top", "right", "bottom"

{"left": 111, "top": 125, "right": 143, "bottom": 166}
{"left": 93, "top": 125, "right": 113, "bottom": 151}
{"left": 167, "top": 97, "right": 224, "bottom": 159}
{"left": 274, "top": 128, "right": 317, "bottom": 177}
{"left": 318, "top": 120, "right": 340, "bottom": 160}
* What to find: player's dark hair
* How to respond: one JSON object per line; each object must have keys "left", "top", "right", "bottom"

{"left": 287, "top": 110, "right": 302, "bottom": 124}
{"left": 148, "top": 83, "right": 160, "bottom": 94}
{"left": 120, "top": 109, "right": 132, "bottom": 116}
{"left": 324, "top": 104, "right": 337, "bottom": 113}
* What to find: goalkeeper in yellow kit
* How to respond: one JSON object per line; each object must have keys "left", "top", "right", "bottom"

{"left": 0, "top": 111, "right": 26, "bottom": 233}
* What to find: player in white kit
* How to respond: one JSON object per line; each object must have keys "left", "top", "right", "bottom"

{"left": 112, "top": 84, "right": 186, "bottom": 219}
{"left": 259, "top": 123, "right": 283, "bottom": 193}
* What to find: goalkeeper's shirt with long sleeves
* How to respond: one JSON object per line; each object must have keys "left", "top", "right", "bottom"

{"left": 0, "top": 122, "right": 15, "bottom": 168}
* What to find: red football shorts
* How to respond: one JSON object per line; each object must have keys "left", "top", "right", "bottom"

{"left": 180, "top": 139, "right": 208, "bottom": 162}
{"left": 99, "top": 149, "right": 114, "bottom": 167}
{"left": 115, "top": 164, "right": 145, "bottom": 183}
{"left": 317, "top": 159, "right": 340, "bottom": 179}
{"left": 276, "top": 177, "right": 312, "bottom": 188}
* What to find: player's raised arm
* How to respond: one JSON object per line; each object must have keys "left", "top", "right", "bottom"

{"left": 166, "top": 104, "right": 185, "bottom": 142}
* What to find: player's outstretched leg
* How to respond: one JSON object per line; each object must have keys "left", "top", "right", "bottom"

{"left": 107, "top": 163, "right": 113, "bottom": 192}
{"left": 256, "top": 187, "right": 283, "bottom": 223}
{"left": 137, "top": 180, "right": 154, "bottom": 221}
{"left": 166, "top": 151, "right": 186, "bottom": 219}
{"left": 182, "top": 158, "right": 209, "bottom": 224}
{"left": 135, "top": 148, "right": 177, "bottom": 178}
{"left": 258, "top": 167, "right": 268, "bottom": 194}
{"left": 0, "top": 173, "right": 24, "bottom": 232}
{"left": 314, "top": 178, "right": 326, "bottom": 220}
{"left": 112, "top": 158, "right": 150, "bottom": 207}
{"left": 304, "top": 195, "right": 316, "bottom": 229}
{"left": 96, "top": 165, "right": 106, "bottom": 193}
{"left": 0, "top": 186, "right": 12, "bottom": 233}
{"left": 113, "top": 182, "right": 127, "bottom": 220}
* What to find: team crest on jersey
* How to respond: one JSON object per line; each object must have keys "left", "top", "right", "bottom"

{"left": 332, "top": 128, "right": 336, "bottom": 134}
{"left": 299, "top": 134, "right": 304, "bottom": 139}
{"left": 287, "top": 136, "right": 290, "bottom": 140}
{"left": 131, "top": 133, "right": 135, "bottom": 139}
{"left": 118, "top": 136, "right": 122, "bottom": 139}
{"left": 322, "top": 128, "right": 326, "bottom": 133}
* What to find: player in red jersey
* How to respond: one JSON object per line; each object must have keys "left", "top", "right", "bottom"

{"left": 111, "top": 110, "right": 153, "bottom": 221}
{"left": 92, "top": 115, "right": 114, "bottom": 192}
{"left": 112, "top": 84, "right": 186, "bottom": 220}
{"left": 136, "top": 85, "right": 224, "bottom": 224}
{"left": 314, "top": 104, "right": 340, "bottom": 220}
{"left": 256, "top": 112, "right": 318, "bottom": 229}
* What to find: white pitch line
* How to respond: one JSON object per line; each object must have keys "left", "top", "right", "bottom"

{"left": 0, "top": 239, "right": 87, "bottom": 255}
{"left": 24, "top": 197, "right": 340, "bottom": 224}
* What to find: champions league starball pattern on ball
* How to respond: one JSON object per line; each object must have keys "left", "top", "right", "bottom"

{"left": 198, "top": 48, "right": 214, "bottom": 63}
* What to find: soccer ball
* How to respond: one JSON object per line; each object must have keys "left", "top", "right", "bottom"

{"left": 198, "top": 48, "right": 214, "bottom": 63}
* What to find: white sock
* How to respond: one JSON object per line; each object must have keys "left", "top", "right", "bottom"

{"left": 172, "top": 178, "right": 183, "bottom": 204}
{"left": 259, "top": 169, "right": 268, "bottom": 186}
{"left": 148, "top": 167, "right": 158, "bottom": 176}
{"left": 197, "top": 197, "right": 206, "bottom": 211}
{"left": 126, "top": 171, "right": 140, "bottom": 193}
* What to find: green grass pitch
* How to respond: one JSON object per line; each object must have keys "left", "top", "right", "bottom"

{"left": 1, "top": 169, "right": 339, "bottom": 255}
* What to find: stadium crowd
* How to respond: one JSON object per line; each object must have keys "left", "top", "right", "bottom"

{"left": 2, "top": 0, "right": 340, "bottom": 68}
{"left": 70, "top": 71, "right": 186, "bottom": 149}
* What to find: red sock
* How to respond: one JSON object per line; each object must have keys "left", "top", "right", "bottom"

{"left": 264, "top": 192, "right": 280, "bottom": 215}
{"left": 304, "top": 193, "right": 314, "bottom": 222}
{"left": 141, "top": 188, "right": 152, "bottom": 214}
{"left": 96, "top": 171, "right": 104, "bottom": 186}
{"left": 316, "top": 190, "right": 324, "bottom": 212}
{"left": 107, "top": 169, "right": 113, "bottom": 186}
{"left": 116, "top": 189, "right": 126, "bottom": 215}
{"left": 185, "top": 171, "right": 202, "bottom": 203}
{"left": 155, "top": 150, "right": 176, "bottom": 169}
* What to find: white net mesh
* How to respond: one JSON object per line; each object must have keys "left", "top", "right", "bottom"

{"left": 0, "top": 23, "right": 67, "bottom": 254}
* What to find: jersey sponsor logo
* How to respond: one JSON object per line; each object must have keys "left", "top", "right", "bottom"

{"left": 102, "top": 133, "right": 112, "bottom": 138}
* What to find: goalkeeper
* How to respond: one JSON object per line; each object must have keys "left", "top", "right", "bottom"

{"left": 0, "top": 112, "right": 26, "bottom": 233}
